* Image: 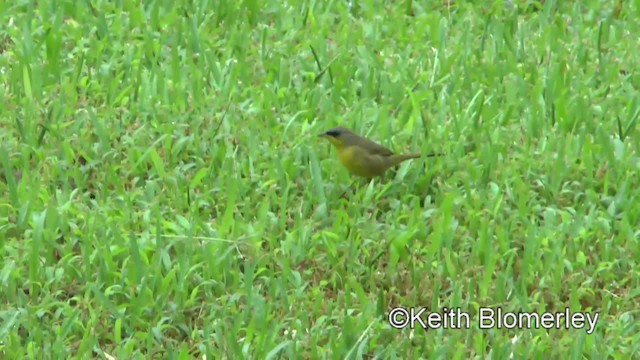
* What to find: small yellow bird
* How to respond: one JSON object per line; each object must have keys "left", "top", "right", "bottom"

{"left": 319, "top": 127, "right": 443, "bottom": 178}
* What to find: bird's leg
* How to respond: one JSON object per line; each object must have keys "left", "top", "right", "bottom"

{"left": 378, "top": 171, "right": 389, "bottom": 184}
{"left": 339, "top": 179, "right": 358, "bottom": 198}
{"left": 359, "top": 177, "right": 376, "bottom": 194}
{"left": 339, "top": 187, "right": 350, "bottom": 198}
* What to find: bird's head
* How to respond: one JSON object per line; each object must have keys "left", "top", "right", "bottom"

{"left": 318, "top": 127, "right": 356, "bottom": 149}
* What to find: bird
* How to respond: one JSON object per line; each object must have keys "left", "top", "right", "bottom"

{"left": 318, "top": 126, "right": 443, "bottom": 178}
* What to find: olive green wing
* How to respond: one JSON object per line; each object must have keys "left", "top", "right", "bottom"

{"left": 357, "top": 137, "right": 395, "bottom": 157}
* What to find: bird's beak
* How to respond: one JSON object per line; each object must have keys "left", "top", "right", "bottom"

{"left": 318, "top": 132, "right": 328, "bottom": 138}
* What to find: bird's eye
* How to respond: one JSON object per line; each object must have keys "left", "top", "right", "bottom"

{"left": 326, "top": 130, "right": 340, "bottom": 137}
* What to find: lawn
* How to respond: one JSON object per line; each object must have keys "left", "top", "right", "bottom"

{"left": 1, "top": 0, "right": 639, "bottom": 358}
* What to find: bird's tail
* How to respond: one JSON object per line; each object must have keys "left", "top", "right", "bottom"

{"left": 399, "top": 153, "right": 421, "bottom": 161}
{"left": 425, "top": 152, "right": 445, "bottom": 158}
{"left": 392, "top": 153, "right": 421, "bottom": 166}
{"left": 396, "top": 152, "right": 444, "bottom": 162}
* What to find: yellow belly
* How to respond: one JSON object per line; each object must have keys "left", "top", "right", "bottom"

{"left": 337, "top": 146, "right": 384, "bottom": 178}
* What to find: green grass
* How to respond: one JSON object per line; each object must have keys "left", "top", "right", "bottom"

{"left": 1, "top": 0, "right": 639, "bottom": 358}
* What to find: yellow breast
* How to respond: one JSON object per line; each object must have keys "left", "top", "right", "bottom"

{"left": 337, "top": 146, "right": 380, "bottom": 178}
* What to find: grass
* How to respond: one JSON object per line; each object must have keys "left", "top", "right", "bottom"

{"left": 1, "top": 0, "right": 639, "bottom": 358}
